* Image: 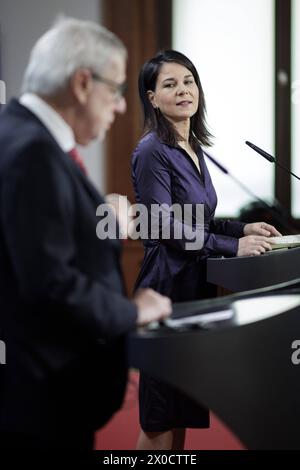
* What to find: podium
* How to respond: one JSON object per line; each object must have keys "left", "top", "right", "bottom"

{"left": 128, "top": 288, "right": 300, "bottom": 449}
{"left": 207, "top": 246, "right": 300, "bottom": 292}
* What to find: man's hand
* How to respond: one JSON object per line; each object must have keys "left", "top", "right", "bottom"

{"left": 105, "top": 193, "right": 135, "bottom": 239}
{"left": 133, "top": 288, "right": 172, "bottom": 326}
{"left": 243, "top": 222, "right": 282, "bottom": 237}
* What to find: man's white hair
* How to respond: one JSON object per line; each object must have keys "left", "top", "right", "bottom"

{"left": 22, "top": 16, "right": 127, "bottom": 96}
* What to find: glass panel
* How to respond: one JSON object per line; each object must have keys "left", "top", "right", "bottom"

{"left": 291, "top": 0, "right": 300, "bottom": 217}
{"left": 173, "top": 0, "right": 275, "bottom": 217}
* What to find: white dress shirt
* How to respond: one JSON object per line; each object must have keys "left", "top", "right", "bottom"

{"left": 19, "top": 93, "right": 75, "bottom": 153}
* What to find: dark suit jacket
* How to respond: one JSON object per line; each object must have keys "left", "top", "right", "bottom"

{"left": 0, "top": 99, "right": 137, "bottom": 436}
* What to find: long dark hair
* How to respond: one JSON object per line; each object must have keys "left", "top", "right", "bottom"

{"left": 138, "top": 50, "right": 213, "bottom": 150}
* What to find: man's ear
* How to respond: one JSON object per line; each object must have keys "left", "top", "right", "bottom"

{"left": 147, "top": 90, "right": 157, "bottom": 109}
{"left": 70, "top": 68, "right": 93, "bottom": 105}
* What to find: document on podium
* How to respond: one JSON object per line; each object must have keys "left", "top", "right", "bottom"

{"left": 269, "top": 234, "right": 300, "bottom": 250}
{"left": 163, "top": 308, "right": 233, "bottom": 329}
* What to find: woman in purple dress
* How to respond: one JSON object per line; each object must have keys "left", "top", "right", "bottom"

{"left": 131, "top": 50, "right": 280, "bottom": 450}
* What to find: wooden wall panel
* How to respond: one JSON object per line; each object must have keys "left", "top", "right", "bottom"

{"left": 275, "top": 0, "right": 291, "bottom": 213}
{"left": 102, "top": 0, "right": 172, "bottom": 295}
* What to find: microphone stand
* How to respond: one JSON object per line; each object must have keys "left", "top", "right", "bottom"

{"left": 245, "top": 140, "right": 300, "bottom": 181}
{"left": 203, "top": 150, "right": 296, "bottom": 235}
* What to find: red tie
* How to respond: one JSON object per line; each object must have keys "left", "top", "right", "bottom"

{"left": 69, "top": 147, "right": 87, "bottom": 175}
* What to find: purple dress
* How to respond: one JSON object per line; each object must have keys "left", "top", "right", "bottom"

{"left": 131, "top": 132, "right": 245, "bottom": 431}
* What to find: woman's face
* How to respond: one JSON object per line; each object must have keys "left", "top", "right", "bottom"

{"left": 148, "top": 62, "right": 199, "bottom": 123}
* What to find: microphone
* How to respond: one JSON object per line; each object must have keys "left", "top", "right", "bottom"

{"left": 202, "top": 151, "right": 229, "bottom": 175}
{"left": 203, "top": 149, "right": 295, "bottom": 234}
{"left": 245, "top": 140, "right": 300, "bottom": 181}
{"left": 203, "top": 149, "right": 270, "bottom": 204}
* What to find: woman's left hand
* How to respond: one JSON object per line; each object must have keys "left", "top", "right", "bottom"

{"left": 243, "top": 222, "right": 282, "bottom": 237}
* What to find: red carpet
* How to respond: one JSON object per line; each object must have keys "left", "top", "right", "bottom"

{"left": 95, "top": 372, "right": 245, "bottom": 450}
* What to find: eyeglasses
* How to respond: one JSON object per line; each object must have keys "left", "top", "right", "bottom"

{"left": 91, "top": 72, "right": 127, "bottom": 98}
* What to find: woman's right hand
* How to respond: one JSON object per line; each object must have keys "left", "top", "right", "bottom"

{"left": 237, "top": 235, "right": 273, "bottom": 257}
